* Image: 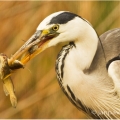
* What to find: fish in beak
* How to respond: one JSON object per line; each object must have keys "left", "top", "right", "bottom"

{"left": 19, "top": 29, "right": 59, "bottom": 64}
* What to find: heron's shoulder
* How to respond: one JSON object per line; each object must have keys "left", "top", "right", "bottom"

{"left": 100, "top": 28, "right": 120, "bottom": 42}
{"left": 98, "top": 28, "right": 120, "bottom": 68}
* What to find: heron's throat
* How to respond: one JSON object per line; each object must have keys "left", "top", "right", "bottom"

{"left": 74, "top": 31, "right": 98, "bottom": 70}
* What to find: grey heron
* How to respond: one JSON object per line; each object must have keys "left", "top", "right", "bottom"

{"left": 18, "top": 11, "right": 120, "bottom": 119}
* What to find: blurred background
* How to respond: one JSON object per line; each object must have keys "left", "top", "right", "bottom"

{"left": 0, "top": 1, "right": 120, "bottom": 119}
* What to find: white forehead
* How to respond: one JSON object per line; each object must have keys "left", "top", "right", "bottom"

{"left": 37, "top": 11, "right": 65, "bottom": 30}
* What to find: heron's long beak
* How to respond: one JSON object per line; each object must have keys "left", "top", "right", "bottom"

{"left": 19, "top": 29, "right": 59, "bottom": 64}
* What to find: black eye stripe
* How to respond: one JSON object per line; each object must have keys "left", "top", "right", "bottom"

{"left": 48, "top": 12, "right": 78, "bottom": 25}
{"left": 48, "top": 12, "right": 90, "bottom": 26}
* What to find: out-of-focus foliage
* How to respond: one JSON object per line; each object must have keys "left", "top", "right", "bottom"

{"left": 0, "top": 1, "right": 120, "bottom": 119}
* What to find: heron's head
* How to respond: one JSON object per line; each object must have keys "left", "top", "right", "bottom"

{"left": 36, "top": 11, "right": 86, "bottom": 46}
{"left": 20, "top": 11, "right": 93, "bottom": 64}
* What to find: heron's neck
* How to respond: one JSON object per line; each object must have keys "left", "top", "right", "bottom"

{"left": 74, "top": 28, "right": 98, "bottom": 70}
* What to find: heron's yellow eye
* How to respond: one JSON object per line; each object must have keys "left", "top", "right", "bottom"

{"left": 52, "top": 24, "right": 59, "bottom": 31}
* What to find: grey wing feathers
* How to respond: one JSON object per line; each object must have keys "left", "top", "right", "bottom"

{"left": 100, "top": 28, "right": 120, "bottom": 96}
{"left": 100, "top": 28, "right": 120, "bottom": 62}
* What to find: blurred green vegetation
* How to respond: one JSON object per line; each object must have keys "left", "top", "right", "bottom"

{"left": 0, "top": 1, "right": 120, "bottom": 119}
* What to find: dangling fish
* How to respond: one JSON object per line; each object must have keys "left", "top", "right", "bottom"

{"left": 0, "top": 53, "right": 17, "bottom": 108}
